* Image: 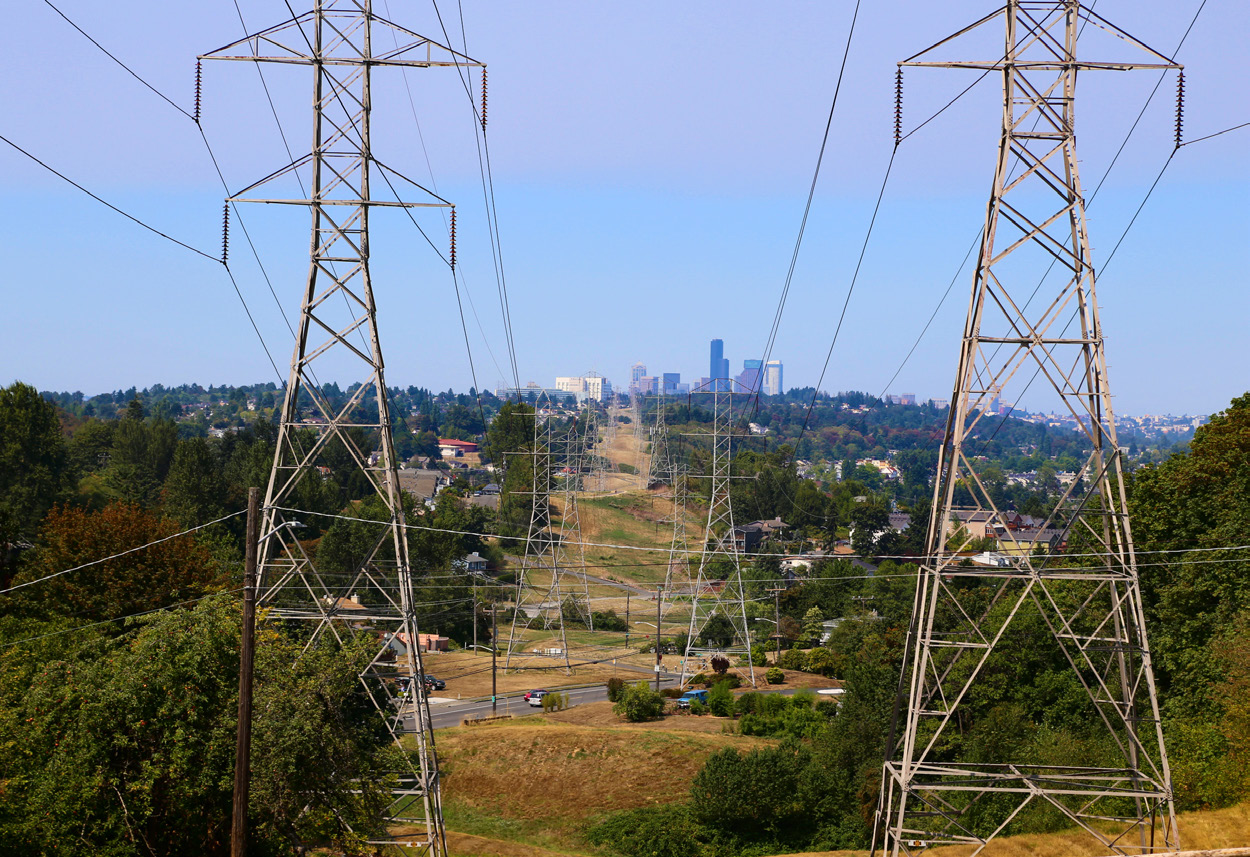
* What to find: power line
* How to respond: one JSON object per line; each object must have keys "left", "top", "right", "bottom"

{"left": 0, "top": 511, "right": 247, "bottom": 596}
{"left": 40, "top": 0, "right": 194, "bottom": 120}
{"left": 752, "top": 0, "right": 863, "bottom": 414}
{"left": 1, "top": 133, "right": 220, "bottom": 263}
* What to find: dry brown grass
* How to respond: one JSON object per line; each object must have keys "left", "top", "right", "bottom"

{"left": 437, "top": 717, "right": 758, "bottom": 823}
{"left": 774, "top": 801, "right": 1250, "bottom": 857}
{"left": 422, "top": 651, "right": 654, "bottom": 699}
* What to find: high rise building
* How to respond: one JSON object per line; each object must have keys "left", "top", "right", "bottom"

{"left": 662, "top": 373, "right": 681, "bottom": 396}
{"left": 629, "top": 362, "right": 646, "bottom": 396}
{"left": 709, "top": 339, "right": 724, "bottom": 389}
{"left": 738, "top": 359, "right": 762, "bottom": 393}
{"left": 763, "top": 360, "right": 783, "bottom": 396}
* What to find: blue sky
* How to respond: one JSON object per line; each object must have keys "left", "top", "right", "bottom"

{"left": 2, "top": 1, "right": 1245, "bottom": 415}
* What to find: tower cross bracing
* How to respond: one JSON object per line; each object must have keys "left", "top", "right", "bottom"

{"left": 201, "top": 4, "right": 483, "bottom": 853}
{"left": 873, "top": 3, "right": 1181, "bottom": 855}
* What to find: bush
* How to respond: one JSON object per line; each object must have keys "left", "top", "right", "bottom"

{"left": 779, "top": 647, "right": 808, "bottom": 671}
{"left": 593, "top": 609, "right": 630, "bottom": 632}
{"left": 735, "top": 692, "right": 760, "bottom": 716}
{"left": 541, "top": 691, "right": 568, "bottom": 712}
{"left": 587, "top": 803, "right": 706, "bottom": 857}
{"left": 750, "top": 643, "right": 768, "bottom": 667}
{"left": 689, "top": 699, "right": 708, "bottom": 716}
{"left": 805, "top": 646, "right": 836, "bottom": 676}
{"left": 710, "top": 673, "right": 741, "bottom": 690}
{"left": 690, "top": 672, "right": 707, "bottom": 687}
{"left": 660, "top": 687, "right": 683, "bottom": 699}
{"left": 618, "top": 463, "right": 637, "bottom": 475}
{"left": 613, "top": 681, "right": 666, "bottom": 722}
{"left": 710, "top": 655, "right": 730, "bottom": 674}
{"left": 606, "top": 676, "right": 626, "bottom": 703}
{"left": 708, "top": 680, "right": 735, "bottom": 717}
{"left": 766, "top": 666, "right": 785, "bottom": 684}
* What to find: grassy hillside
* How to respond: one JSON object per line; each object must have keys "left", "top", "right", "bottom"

{"left": 437, "top": 706, "right": 758, "bottom": 854}
{"left": 433, "top": 704, "right": 1250, "bottom": 857}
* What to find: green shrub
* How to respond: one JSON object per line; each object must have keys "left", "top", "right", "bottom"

{"left": 689, "top": 699, "right": 708, "bottom": 716}
{"left": 606, "top": 676, "right": 626, "bottom": 702}
{"left": 613, "top": 681, "right": 666, "bottom": 722}
{"left": 779, "top": 646, "right": 807, "bottom": 671}
{"left": 660, "top": 687, "right": 683, "bottom": 699}
{"left": 710, "top": 673, "right": 741, "bottom": 690}
{"left": 586, "top": 803, "right": 706, "bottom": 857}
{"left": 618, "top": 463, "right": 637, "bottom": 475}
{"left": 766, "top": 666, "right": 785, "bottom": 684}
{"left": 735, "top": 692, "right": 760, "bottom": 716}
{"left": 805, "top": 645, "right": 836, "bottom": 676}
{"left": 708, "top": 679, "right": 735, "bottom": 717}
{"left": 750, "top": 643, "right": 768, "bottom": 667}
{"left": 690, "top": 672, "right": 707, "bottom": 687}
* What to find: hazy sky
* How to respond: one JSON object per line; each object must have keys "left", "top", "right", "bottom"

{"left": 2, "top": 1, "right": 1246, "bottom": 415}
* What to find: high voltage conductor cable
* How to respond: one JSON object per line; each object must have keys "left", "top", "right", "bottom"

{"left": 0, "top": 133, "right": 219, "bottom": 263}
{"left": 380, "top": 0, "right": 509, "bottom": 392}
{"left": 271, "top": 505, "right": 1250, "bottom": 564}
{"left": 36, "top": 0, "right": 293, "bottom": 384}
{"left": 1180, "top": 120, "right": 1249, "bottom": 147}
{"left": 751, "top": 0, "right": 862, "bottom": 416}
{"left": 3, "top": 589, "right": 247, "bottom": 649}
{"left": 430, "top": 0, "right": 521, "bottom": 392}
{"left": 799, "top": 144, "right": 898, "bottom": 439}
{"left": 40, "top": 0, "right": 194, "bottom": 121}
{"left": 0, "top": 511, "right": 247, "bottom": 596}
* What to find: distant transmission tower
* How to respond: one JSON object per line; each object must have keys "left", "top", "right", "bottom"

{"left": 202, "top": 6, "right": 483, "bottom": 853}
{"left": 554, "top": 408, "right": 595, "bottom": 630}
{"left": 647, "top": 399, "right": 674, "bottom": 488}
{"left": 874, "top": 3, "right": 1181, "bottom": 854}
{"left": 506, "top": 412, "right": 572, "bottom": 673}
{"left": 681, "top": 385, "right": 755, "bottom": 687}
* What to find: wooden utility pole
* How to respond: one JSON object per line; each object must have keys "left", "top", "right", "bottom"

{"left": 491, "top": 605, "right": 498, "bottom": 716}
{"left": 625, "top": 591, "right": 631, "bottom": 648}
{"left": 767, "top": 587, "right": 785, "bottom": 663}
{"left": 655, "top": 585, "right": 663, "bottom": 691}
{"left": 231, "top": 487, "right": 261, "bottom": 857}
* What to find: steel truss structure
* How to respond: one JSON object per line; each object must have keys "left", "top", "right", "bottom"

{"left": 505, "top": 408, "right": 597, "bottom": 671}
{"left": 201, "top": 4, "right": 482, "bottom": 853}
{"left": 874, "top": 3, "right": 1181, "bottom": 855}
{"left": 681, "top": 386, "right": 755, "bottom": 687}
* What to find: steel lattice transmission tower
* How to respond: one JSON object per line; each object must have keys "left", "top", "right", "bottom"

{"left": 874, "top": 3, "right": 1181, "bottom": 854}
{"left": 505, "top": 412, "right": 573, "bottom": 673}
{"left": 555, "top": 408, "right": 596, "bottom": 631}
{"left": 202, "top": 5, "right": 483, "bottom": 853}
{"left": 681, "top": 386, "right": 755, "bottom": 687}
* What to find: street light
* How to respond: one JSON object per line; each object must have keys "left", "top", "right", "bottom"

{"left": 754, "top": 617, "right": 782, "bottom": 662}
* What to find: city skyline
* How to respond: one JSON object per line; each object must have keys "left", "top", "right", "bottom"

{"left": 2, "top": 1, "right": 1245, "bottom": 416}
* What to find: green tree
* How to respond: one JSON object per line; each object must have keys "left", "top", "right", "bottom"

{"left": 8, "top": 502, "right": 227, "bottom": 624}
{"left": 801, "top": 606, "right": 826, "bottom": 643}
{"left": 162, "top": 438, "right": 228, "bottom": 529}
{"left": 0, "top": 596, "right": 398, "bottom": 855}
{"left": 0, "top": 382, "right": 71, "bottom": 581}
{"left": 613, "top": 681, "right": 666, "bottom": 722}
{"left": 707, "top": 679, "right": 735, "bottom": 716}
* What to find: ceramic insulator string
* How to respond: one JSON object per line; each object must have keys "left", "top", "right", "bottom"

{"left": 1174, "top": 70, "right": 1185, "bottom": 148}
{"left": 894, "top": 67, "right": 904, "bottom": 147}
{"left": 194, "top": 60, "right": 202, "bottom": 124}
{"left": 221, "top": 202, "right": 230, "bottom": 264}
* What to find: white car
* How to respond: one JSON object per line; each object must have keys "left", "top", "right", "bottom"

{"left": 526, "top": 690, "right": 548, "bottom": 707}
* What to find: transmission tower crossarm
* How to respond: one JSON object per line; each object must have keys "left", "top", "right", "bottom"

{"left": 874, "top": 2, "right": 1181, "bottom": 854}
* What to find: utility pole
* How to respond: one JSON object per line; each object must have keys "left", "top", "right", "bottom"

{"left": 231, "top": 487, "right": 260, "bottom": 857}
{"left": 625, "top": 591, "right": 631, "bottom": 648}
{"left": 655, "top": 584, "right": 664, "bottom": 691}
{"left": 491, "top": 605, "right": 498, "bottom": 716}
{"left": 873, "top": 4, "right": 1182, "bottom": 854}
{"left": 767, "top": 587, "right": 785, "bottom": 663}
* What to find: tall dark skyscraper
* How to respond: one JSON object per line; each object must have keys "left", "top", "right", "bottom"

{"left": 709, "top": 339, "right": 723, "bottom": 387}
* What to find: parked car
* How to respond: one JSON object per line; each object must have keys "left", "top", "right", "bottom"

{"left": 526, "top": 689, "right": 549, "bottom": 707}
{"left": 423, "top": 675, "right": 446, "bottom": 691}
{"left": 676, "top": 689, "right": 709, "bottom": 709}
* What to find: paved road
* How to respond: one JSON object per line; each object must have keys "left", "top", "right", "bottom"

{"left": 424, "top": 676, "right": 683, "bottom": 729}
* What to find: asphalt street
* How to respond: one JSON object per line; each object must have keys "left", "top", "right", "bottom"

{"left": 425, "top": 676, "right": 683, "bottom": 729}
